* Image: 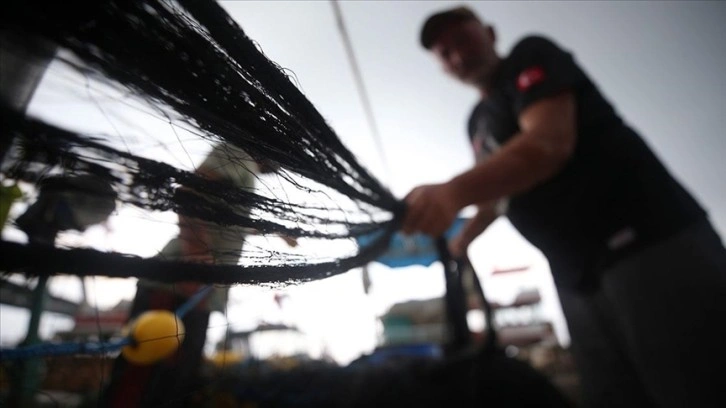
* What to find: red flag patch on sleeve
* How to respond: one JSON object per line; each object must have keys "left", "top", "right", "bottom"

{"left": 516, "top": 66, "right": 546, "bottom": 92}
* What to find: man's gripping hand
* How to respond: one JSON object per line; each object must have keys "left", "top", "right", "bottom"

{"left": 402, "top": 182, "right": 464, "bottom": 237}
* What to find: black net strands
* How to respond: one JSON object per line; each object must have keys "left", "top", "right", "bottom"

{"left": 0, "top": 0, "right": 404, "bottom": 284}
{"left": 0, "top": 231, "right": 394, "bottom": 285}
{"left": 2, "top": 0, "right": 397, "bottom": 210}
{"left": 1, "top": 111, "right": 387, "bottom": 241}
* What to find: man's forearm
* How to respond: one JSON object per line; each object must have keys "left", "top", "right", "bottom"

{"left": 449, "top": 132, "right": 568, "bottom": 209}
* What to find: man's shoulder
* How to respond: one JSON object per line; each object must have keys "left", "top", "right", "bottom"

{"left": 508, "top": 34, "right": 565, "bottom": 59}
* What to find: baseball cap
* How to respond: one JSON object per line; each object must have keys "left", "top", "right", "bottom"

{"left": 420, "top": 6, "right": 482, "bottom": 49}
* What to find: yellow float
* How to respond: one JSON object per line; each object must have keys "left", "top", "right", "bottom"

{"left": 122, "top": 310, "right": 185, "bottom": 365}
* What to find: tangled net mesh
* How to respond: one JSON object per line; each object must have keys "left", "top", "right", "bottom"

{"left": 1, "top": 0, "right": 402, "bottom": 285}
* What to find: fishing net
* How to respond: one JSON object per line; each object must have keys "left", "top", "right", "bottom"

{"left": 0, "top": 3, "right": 581, "bottom": 406}
{"left": 0, "top": 0, "right": 402, "bottom": 285}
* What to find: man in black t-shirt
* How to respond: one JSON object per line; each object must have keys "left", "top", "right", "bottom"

{"left": 402, "top": 6, "right": 726, "bottom": 407}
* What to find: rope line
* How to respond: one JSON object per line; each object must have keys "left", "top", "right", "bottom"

{"left": 330, "top": 0, "right": 392, "bottom": 179}
{"left": 0, "top": 338, "right": 132, "bottom": 361}
{"left": 0, "top": 285, "right": 213, "bottom": 361}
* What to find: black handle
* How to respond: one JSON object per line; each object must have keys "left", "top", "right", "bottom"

{"left": 436, "top": 237, "right": 498, "bottom": 354}
{"left": 436, "top": 237, "right": 471, "bottom": 352}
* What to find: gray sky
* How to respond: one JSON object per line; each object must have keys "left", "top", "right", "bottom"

{"left": 222, "top": 0, "right": 726, "bottom": 359}
{"left": 221, "top": 0, "right": 725, "bottom": 232}
{"left": 226, "top": 0, "right": 726, "bottom": 359}
{"left": 1, "top": 1, "right": 724, "bottom": 363}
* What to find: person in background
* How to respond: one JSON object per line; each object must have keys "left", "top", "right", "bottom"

{"left": 103, "top": 143, "right": 297, "bottom": 407}
{"left": 402, "top": 6, "right": 726, "bottom": 407}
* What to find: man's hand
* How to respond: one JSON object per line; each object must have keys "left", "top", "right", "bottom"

{"left": 402, "top": 182, "right": 463, "bottom": 237}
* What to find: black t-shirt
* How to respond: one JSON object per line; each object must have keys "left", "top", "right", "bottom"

{"left": 467, "top": 35, "right": 706, "bottom": 289}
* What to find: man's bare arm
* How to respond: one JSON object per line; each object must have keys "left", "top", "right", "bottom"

{"left": 403, "top": 92, "right": 577, "bottom": 236}
{"left": 449, "top": 91, "right": 577, "bottom": 207}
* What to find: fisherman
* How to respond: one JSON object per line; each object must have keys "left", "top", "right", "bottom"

{"left": 403, "top": 6, "right": 726, "bottom": 407}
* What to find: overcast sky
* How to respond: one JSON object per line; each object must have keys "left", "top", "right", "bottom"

{"left": 218, "top": 0, "right": 726, "bottom": 360}
{"left": 220, "top": 1, "right": 725, "bottom": 228}
{"left": 2, "top": 1, "right": 724, "bottom": 364}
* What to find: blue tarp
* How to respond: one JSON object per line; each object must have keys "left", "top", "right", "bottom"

{"left": 356, "top": 218, "right": 468, "bottom": 268}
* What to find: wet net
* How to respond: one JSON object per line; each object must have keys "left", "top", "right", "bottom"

{"left": 0, "top": 0, "right": 402, "bottom": 285}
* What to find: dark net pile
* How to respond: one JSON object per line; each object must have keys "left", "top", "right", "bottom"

{"left": 0, "top": 0, "right": 402, "bottom": 284}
